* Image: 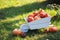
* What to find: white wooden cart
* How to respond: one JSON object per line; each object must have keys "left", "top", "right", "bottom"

{"left": 20, "top": 17, "right": 51, "bottom": 33}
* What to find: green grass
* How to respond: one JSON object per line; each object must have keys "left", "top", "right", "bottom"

{"left": 0, "top": 0, "right": 60, "bottom": 40}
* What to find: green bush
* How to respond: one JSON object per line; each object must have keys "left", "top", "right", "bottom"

{"left": 47, "top": 0, "right": 60, "bottom": 4}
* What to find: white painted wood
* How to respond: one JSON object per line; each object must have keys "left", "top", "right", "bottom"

{"left": 25, "top": 17, "right": 51, "bottom": 30}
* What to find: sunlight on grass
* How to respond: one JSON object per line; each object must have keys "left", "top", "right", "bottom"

{"left": 0, "top": 0, "right": 45, "bottom": 9}
{"left": 45, "top": 9, "right": 57, "bottom": 16}
{"left": 1, "top": 14, "right": 26, "bottom": 23}
{"left": 57, "top": 26, "right": 60, "bottom": 30}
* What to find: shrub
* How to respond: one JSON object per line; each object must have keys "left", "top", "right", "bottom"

{"left": 47, "top": 0, "right": 60, "bottom": 4}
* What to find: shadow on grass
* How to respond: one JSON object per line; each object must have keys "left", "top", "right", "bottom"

{"left": 26, "top": 29, "right": 44, "bottom": 37}
{"left": 0, "top": 19, "right": 25, "bottom": 31}
{"left": 1, "top": 30, "right": 60, "bottom": 40}
{"left": 36, "top": 30, "right": 60, "bottom": 40}
{"left": 0, "top": 1, "right": 48, "bottom": 19}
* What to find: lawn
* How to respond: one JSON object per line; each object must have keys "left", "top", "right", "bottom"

{"left": 0, "top": 0, "right": 60, "bottom": 40}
